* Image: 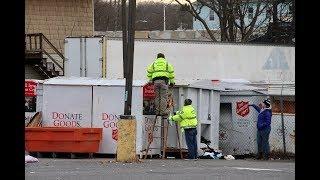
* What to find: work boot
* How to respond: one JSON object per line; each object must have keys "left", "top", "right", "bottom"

{"left": 263, "top": 154, "right": 270, "bottom": 160}
{"left": 255, "top": 152, "right": 263, "bottom": 160}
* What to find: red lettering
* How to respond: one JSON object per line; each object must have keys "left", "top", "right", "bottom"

{"left": 65, "top": 121, "right": 72, "bottom": 127}
{"left": 53, "top": 120, "right": 60, "bottom": 126}
{"left": 102, "top": 113, "right": 120, "bottom": 121}
{"left": 102, "top": 121, "right": 118, "bottom": 129}
{"left": 58, "top": 114, "right": 64, "bottom": 119}
{"left": 103, "top": 121, "right": 109, "bottom": 128}
{"left": 110, "top": 122, "right": 116, "bottom": 128}
{"left": 102, "top": 113, "right": 108, "bottom": 120}
{"left": 60, "top": 121, "right": 65, "bottom": 127}
{"left": 52, "top": 112, "right": 59, "bottom": 119}
{"left": 53, "top": 120, "right": 79, "bottom": 127}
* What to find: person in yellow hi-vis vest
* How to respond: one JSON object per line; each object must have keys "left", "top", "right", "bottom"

{"left": 146, "top": 53, "right": 175, "bottom": 116}
{"left": 169, "top": 99, "right": 198, "bottom": 159}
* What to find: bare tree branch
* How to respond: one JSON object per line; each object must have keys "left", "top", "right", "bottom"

{"left": 175, "top": 0, "right": 217, "bottom": 41}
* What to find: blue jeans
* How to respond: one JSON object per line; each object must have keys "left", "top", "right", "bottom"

{"left": 257, "top": 127, "right": 271, "bottom": 158}
{"left": 184, "top": 128, "right": 198, "bottom": 159}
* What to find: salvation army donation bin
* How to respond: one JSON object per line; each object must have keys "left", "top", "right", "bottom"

{"left": 40, "top": 77, "right": 221, "bottom": 157}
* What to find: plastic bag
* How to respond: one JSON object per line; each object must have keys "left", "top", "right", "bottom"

{"left": 224, "top": 155, "right": 235, "bottom": 160}
{"left": 25, "top": 155, "right": 39, "bottom": 163}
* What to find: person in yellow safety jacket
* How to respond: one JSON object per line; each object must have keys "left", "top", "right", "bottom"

{"left": 146, "top": 53, "right": 175, "bottom": 116}
{"left": 169, "top": 99, "right": 198, "bottom": 159}
{"left": 146, "top": 53, "right": 175, "bottom": 85}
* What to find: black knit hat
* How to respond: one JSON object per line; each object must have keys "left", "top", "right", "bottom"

{"left": 184, "top": 99, "right": 192, "bottom": 106}
{"left": 263, "top": 99, "right": 271, "bottom": 107}
{"left": 157, "top": 53, "right": 165, "bottom": 58}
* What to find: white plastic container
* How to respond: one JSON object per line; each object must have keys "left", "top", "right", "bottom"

{"left": 42, "top": 78, "right": 94, "bottom": 128}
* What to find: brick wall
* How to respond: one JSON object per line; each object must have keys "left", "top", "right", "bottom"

{"left": 25, "top": 0, "right": 94, "bottom": 53}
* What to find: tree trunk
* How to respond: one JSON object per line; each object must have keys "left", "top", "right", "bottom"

{"left": 272, "top": 0, "right": 279, "bottom": 24}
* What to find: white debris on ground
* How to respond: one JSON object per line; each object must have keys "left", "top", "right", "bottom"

{"left": 25, "top": 155, "right": 39, "bottom": 163}
{"left": 224, "top": 155, "right": 235, "bottom": 160}
{"left": 203, "top": 152, "right": 223, "bottom": 159}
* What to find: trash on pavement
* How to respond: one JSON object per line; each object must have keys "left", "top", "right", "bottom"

{"left": 25, "top": 155, "right": 39, "bottom": 163}
{"left": 224, "top": 155, "right": 235, "bottom": 160}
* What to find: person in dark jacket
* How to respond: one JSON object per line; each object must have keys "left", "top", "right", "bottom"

{"left": 249, "top": 99, "right": 272, "bottom": 160}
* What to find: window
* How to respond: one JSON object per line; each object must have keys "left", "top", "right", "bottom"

{"left": 248, "top": 6, "right": 254, "bottom": 19}
{"left": 209, "top": 9, "right": 215, "bottom": 21}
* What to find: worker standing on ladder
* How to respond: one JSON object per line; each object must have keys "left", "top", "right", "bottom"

{"left": 146, "top": 53, "right": 175, "bottom": 117}
{"left": 169, "top": 99, "right": 198, "bottom": 160}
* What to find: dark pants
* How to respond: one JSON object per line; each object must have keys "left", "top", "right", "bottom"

{"left": 257, "top": 126, "right": 271, "bottom": 158}
{"left": 184, "top": 128, "right": 198, "bottom": 159}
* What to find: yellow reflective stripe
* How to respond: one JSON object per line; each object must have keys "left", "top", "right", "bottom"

{"left": 185, "top": 116, "right": 196, "bottom": 120}
{"left": 166, "top": 61, "right": 168, "bottom": 71}
{"left": 179, "top": 115, "right": 196, "bottom": 120}
{"left": 153, "top": 59, "right": 170, "bottom": 73}
{"left": 153, "top": 70, "right": 170, "bottom": 72}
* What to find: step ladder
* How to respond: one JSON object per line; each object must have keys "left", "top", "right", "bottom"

{"left": 143, "top": 88, "right": 183, "bottom": 159}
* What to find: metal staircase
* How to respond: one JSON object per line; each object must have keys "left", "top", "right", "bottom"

{"left": 25, "top": 33, "right": 65, "bottom": 79}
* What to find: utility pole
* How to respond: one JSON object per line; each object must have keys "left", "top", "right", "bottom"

{"left": 280, "top": 72, "right": 287, "bottom": 155}
{"left": 117, "top": 0, "right": 137, "bottom": 163}
{"left": 123, "top": 0, "right": 136, "bottom": 115}
{"left": 163, "top": 4, "right": 166, "bottom": 31}
{"left": 121, "top": 0, "right": 127, "bottom": 78}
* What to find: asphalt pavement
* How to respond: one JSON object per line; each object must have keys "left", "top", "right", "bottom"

{"left": 25, "top": 158, "right": 295, "bottom": 180}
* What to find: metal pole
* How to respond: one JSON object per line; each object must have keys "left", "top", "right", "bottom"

{"left": 124, "top": 0, "right": 136, "bottom": 115}
{"left": 163, "top": 4, "right": 166, "bottom": 31}
{"left": 122, "top": 0, "right": 128, "bottom": 78}
{"left": 280, "top": 78, "right": 287, "bottom": 155}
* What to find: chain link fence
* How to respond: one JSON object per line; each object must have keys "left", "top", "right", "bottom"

{"left": 218, "top": 94, "right": 295, "bottom": 159}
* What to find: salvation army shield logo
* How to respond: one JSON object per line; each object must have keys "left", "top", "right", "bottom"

{"left": 112, "top": 128, "right": 118, "bottom": 141}
{"left": 236, "top": 101, "right": 250, "bottom": 117}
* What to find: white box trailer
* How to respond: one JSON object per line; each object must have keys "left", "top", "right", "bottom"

{"left": 41, "top": 77, "right": 221, "bottom": 155}
{"left": 64, "top": 37, "right": 295, "bottom": 83}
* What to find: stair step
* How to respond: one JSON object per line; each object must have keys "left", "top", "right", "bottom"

{"left": 33, "top": 65, "right": 51, "bottom": 79}
{"left": 46, "top": 62, "right": 54, "bottom": 71}
{"left": 50, "top": 69, "right": 59, "bottom": 77}
{"left": 41, "top": 59, "right": 47, "bottom": 67}
{"left": 25, "top": 51, "right": 42, "bottom": 59}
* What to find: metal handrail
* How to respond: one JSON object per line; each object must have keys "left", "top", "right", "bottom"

{"left": 25, "top": 33, "right": 65, "bottom": 76}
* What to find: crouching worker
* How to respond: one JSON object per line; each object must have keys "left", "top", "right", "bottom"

{"left": 169, "top": 99, "right": 198, "bottom": 159}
